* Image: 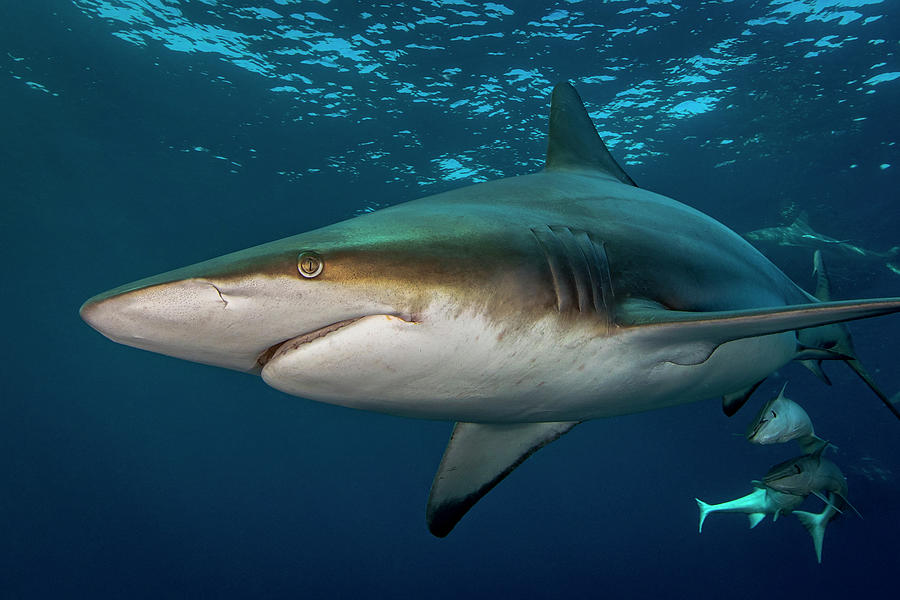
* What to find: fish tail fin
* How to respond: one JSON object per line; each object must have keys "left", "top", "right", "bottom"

{"left": 696, "top": 499, "right": 713, "bottom": 533}
{"left": 794, "top": 510, "right": 827, "bottom": 563}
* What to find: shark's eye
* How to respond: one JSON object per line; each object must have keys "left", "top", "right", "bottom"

{"left": 297, "top": 251, "right": 324, "bottom": 278}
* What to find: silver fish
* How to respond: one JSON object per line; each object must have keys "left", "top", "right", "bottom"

{"left": 746, "top": 382, "right": 826, "bottom": 453}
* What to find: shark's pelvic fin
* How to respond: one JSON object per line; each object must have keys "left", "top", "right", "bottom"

{"left": 722, "top": 378, "right": 765, "bottom": 417}
{"left": 799, "top": 357, "right": 832, "bottom": 385}
{"left": 544, "top": 82, "right": 637, "bottom": 186}
{"left": 426, "top": 421, "right": 578, "bottom": 537}
{"left": 621, "top": 298, "right": 900, "bottom": 366}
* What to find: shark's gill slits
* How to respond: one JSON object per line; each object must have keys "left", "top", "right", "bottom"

{"left": 530, "top": 225, "right": 614, "bottom": 329}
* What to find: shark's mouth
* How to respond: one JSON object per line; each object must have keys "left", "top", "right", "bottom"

{"left": 256, "top": 317, "right": 364, "bottom": 368}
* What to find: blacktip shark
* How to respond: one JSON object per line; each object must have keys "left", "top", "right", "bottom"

{"left": 80, "top": 83, "right": 900, "bottom": 538}
{"left": 745, "top": 211, "right": 900, "bottom": 274}
{"left": 745, "top": 382, "right": 826, "bottom": 453}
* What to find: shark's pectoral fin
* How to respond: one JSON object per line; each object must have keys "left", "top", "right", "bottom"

{"left": 544, "top": 82, "right": 637, "bottom": 186}
{"left": 620, "top": 298, "right": 900, "bottom": 366}
{"left": 426, "top": 420, "right": 579, "bottom": 537}
{"left": 722, "top": 379, "right": 765, "bottom": 417}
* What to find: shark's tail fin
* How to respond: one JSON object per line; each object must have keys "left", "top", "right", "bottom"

{"left": 794, "top": 509, "right": 829, "bottom": 563}
{"left": 845, "top": 358, "right": 900, "bottom": 420}
{"left": 696, "top": 499, "right": 712, "bottom": 533}
{"left": 796, "top": 252, "right": 900, "bottom": 422}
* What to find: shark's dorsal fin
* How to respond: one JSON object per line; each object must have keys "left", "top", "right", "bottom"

{"left": 545, "top": 82, "right": 637, "bottom": 186}
{"left": 426, "top": 420, "right": 578, "bottom": 537}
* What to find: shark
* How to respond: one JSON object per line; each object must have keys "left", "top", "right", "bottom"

{"left": 745, "top": 211, "right": 900, "bottom": 273}
{"left": 722, "top": 250, "right": 899, "bottom": 420}
{"left": 80, "top": 82, "right": 900, "bottom": 538}
{"left": 798, "top": 251, "right": 899, "bottom": 420}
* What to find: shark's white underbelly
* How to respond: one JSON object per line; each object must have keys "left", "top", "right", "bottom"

{"left": 260, "top": 306, "right": 798, "bottom": 422}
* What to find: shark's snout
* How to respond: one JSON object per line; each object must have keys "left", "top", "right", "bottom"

{"left": 80, "top": 279, "right": 265, "bottom": 370}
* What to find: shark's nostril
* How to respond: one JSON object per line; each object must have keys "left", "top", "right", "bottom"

{"left": 207, "top": 283, "right": 229, "bottom": 307}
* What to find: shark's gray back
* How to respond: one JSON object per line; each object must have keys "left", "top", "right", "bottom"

{"left": 370, "top": 168, "right": 810, "bottom": 317}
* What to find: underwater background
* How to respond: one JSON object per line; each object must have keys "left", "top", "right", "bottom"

{"left": 3, "top": 1, "right": 899, "bottom": 597}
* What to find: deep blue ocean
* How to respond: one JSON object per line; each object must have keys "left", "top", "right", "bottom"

{"left": 3, "top": 1, "right": 899, "bottom": 597}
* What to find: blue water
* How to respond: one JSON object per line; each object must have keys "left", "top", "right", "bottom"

{"left": 3, "top": 1, "right": 899, "bottom": 597}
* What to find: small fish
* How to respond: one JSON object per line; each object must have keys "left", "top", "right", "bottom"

{"left": 746, "top": 382, "right": 826, "bottom": 453}
{"left": 761, "top": 447, "right": 859, "bottom": 519}
{"left": 696, "top": 486, "right": 805, "bottom": 532}
{"left": 700, "top": 449, "right": 858, "bottom": 562}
